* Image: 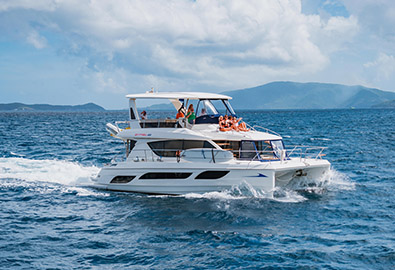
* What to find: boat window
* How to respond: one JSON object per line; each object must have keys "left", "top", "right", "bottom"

{"left": 254, "top": 140, "right": 273, "bottom": 159}
{"left": 195, "top": 171, "right": 229, "bottom": 179}
{"left": 127, "top": 140, "right": 137, "bottom": 156}
{"left": 196, "top": 99, "right": 218, "bottom": 116}
{"left": 110, "top": 176, "right": 136, "bottom": 184}
{"left": 240, "top": 141, "right": 258, "bottom": 160}
{"left": 223, "top": 100, "right": 236, "bottom": 115}
{"left": 130, "top": 108, "right": 136, "bottom": 120}
{"left": 139, "top": 172, "right": 192, "bottom": 179}
{"left": 214, "top": 140, "right": 240, "bottom": 158}
{"left": 271, "top": 140, "right": 285, "bottom": 158}
{"left": 148, "top": 140, "right": 215, "bottom": 157}
{"left": 209, "top": 99, "right": 236, "bottom": 116}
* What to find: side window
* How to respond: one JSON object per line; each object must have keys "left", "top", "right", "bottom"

{"left": 148, "top": 140, "right": 214, "bottom": 157}
{"left": 240, "top": 140, "right": 257, "bottom": 160}
{"left": 127, "top": 140, "right": 137, "bottom": 156}
{"left": 130, "top": 108, "right": 136, "bottom": 120}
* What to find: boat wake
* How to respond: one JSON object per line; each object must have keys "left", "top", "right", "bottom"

{"left": 0, "top": 157, "right": 102, "bottom": 196}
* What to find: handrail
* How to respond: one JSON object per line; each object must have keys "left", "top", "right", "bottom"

{"left": 251, "top": 125, "right": 282, "bottom": 137}
{"left": 107, "top": 145, "right": 327, "bottom": 164}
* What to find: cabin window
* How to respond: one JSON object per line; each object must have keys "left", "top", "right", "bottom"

{"left": 270, "top": 140, "right": 285, "bottom": 158}
{"left": 240, "top": 141, "right": 258, "bottom": 160}
{"left": 148, "top": 140, "right": 214, "bottom": 157}
{"left": 254, "top": 140, "right": 274, "bottom": 159}
{"left": 195, "top": 171, "right": 229, "bottom": 179}
{"left": 126, "top": 140, "right": 137, "bottom": 157}
{"left": 214, "top": 140, "right": 240, "bottom": 156}
{"left": 139, "top": 172, "right": 192, "bottom": 179}
{"left": 110, "top": 176, "right": 136, "bottom": 184}
{"left": 130, "top": 108, "right": 136, "bottom": 120}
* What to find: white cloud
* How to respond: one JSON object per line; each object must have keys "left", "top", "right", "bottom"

{"left": 341, "top": 0, "right": 395, "bottom": 40}
{"left": 0, "top": 0, "right": 58, "bottom": 12}
{"left": 1, "top": 0, "right": 361, "bottom": 92}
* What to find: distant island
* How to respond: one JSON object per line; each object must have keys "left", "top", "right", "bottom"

{"left": 0, "top": 102, "right": 105, "bottom": 112}
{"left": 2, "top": 82, "right": 394, "bottom": 112}
{"left": 222, "top": 81, "right": 395, "bottom": 109}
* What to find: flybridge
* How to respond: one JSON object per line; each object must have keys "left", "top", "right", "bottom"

{"left": 126, "top": 91, "right": 236, "bottom": 127}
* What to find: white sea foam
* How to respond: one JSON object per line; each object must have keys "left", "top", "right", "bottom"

{"left": 182, "top": 169, "right": 353, "bottom": 203}
{"left": 183, "top": 181, "right": 306, "bottom": 203}
{"left": 0, "top": 157, "right": 107, "bottom": 197}
{"left": 0, "top": 157, "right": 99, "bottom": 186}
{"left": 309, "top": 137, "right": 332, "bottom": 141}
{"left": 286, "top": 168, "right": 355, "bottom": 192}
{"left": 10, "top": 152, "right": 26, "bottom": 157}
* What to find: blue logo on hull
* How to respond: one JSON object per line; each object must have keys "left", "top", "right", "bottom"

{"left": 248, "top": 173, "right": 267, "bottom": 178}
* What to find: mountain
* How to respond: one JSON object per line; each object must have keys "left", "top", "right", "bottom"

{"left": 371, "top": 99, "right": 395, "bottom": 108}
{"left": 222, "top": 82, "right": 395, "bottom": 109}
{"left": 0, "top": 102, "right": 106, "bottom": 112}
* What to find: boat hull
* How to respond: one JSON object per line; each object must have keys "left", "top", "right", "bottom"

{"left": 92, "top": 158, "right": 330, "bottom": 195}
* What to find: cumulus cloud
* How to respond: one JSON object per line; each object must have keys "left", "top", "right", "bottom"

{"left": 0, "top": 0, "right": 360, "bottom": 91}
{"left": 341, "top": 0, "right": 395, "bottom": 41}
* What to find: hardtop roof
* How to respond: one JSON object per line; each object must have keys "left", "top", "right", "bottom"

{"left": 125, "top": 91, "right": 232, "bottom": 100}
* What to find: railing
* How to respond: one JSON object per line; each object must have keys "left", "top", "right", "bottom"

{"left": 115, "top": 120, "right": 131, "bottom": 130}
{"left": 250, "top": 125, "right": 282, "bottom": 137}
{"left": 286, "top": 145, "right": 327, "bottom": 160}
{"left": 109, "top": 146, "right": 327, "bottom": 164}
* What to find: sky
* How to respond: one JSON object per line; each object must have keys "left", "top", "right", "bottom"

{"left": 1, "top": 0, "right": 394, "bottom": 109}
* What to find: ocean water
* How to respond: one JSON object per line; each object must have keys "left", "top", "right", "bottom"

{"left": 0, "top": 109, "right": 394, "bottom": 269}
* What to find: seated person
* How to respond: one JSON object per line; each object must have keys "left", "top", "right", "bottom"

{"left": 218, "top": 115, "right": 232, "bottom": 132}
{"left": 140, "top": 110, "right": 147, "bottom": 120}
{"left": 200, "top": 108, "right": 207, "bottom": 116}
{"left": 176, "top": 107, "right": 185, "bottom": 119}
{"left": 236, "top": 117, "right": 250, "bottom": 132}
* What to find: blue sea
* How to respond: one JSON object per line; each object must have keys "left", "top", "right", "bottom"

{"left": 0, "top": 109, "right": 394, "bottom": 269}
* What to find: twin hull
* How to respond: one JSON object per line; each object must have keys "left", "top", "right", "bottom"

{"left": 93, "top": 159, "right": 330, "bottom": 195}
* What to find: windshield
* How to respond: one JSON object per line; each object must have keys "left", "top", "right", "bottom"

{"left": 197, "top": 99, "right": 218, "bottom": 116}
{"left": 197, "top": 99, "right": 236, "bottom": 116}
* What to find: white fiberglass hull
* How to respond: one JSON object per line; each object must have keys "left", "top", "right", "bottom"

{"left": 92, "top": 158, "right": 330, "bottom": 195}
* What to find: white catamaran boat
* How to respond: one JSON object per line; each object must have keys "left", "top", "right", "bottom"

{"left": 93, "top": 91, "right": 330, "bottom": 195}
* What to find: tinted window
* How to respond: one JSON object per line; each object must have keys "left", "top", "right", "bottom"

{"left": 139, "top": 172, "right": 192, "bottom": 179}
{"left": 130, "top": 108, "right": 136, "bottom": 120}
{"left": 148, "top": 140, "right": 214, "bottom": 157}
{"left": 127, "top": 140, "right": 137, "bottom": 156}
{"left": 195, "top": 171, "right": 229, "bottom": 179}
{"left": 110, "top": 176, "right": 136, "bottom": 184}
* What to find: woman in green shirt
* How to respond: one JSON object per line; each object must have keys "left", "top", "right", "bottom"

{"left": 186, "top": 104, "right": 196, "bottom": 124}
